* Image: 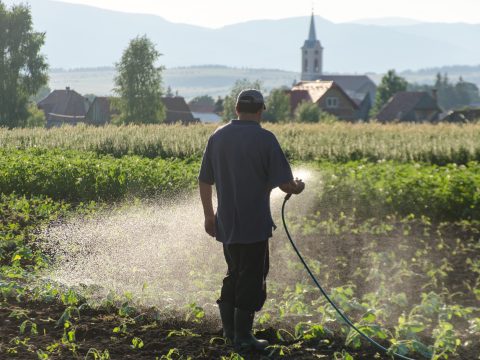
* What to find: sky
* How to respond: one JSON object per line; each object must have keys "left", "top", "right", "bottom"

{"left": 29, "top": 0, "right": 480, "bottom": 28}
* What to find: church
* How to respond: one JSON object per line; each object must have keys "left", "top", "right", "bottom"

{"left": 290, "top": 14, "right": 377, "bottom": 121}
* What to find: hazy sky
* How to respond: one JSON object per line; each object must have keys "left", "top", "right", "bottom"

{"left": 38, "top": 0, "right": 480, "bottom": 28}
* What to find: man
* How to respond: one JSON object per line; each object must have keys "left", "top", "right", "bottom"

{"left": 198, "top": 89, "right": 305, "bottom": 351}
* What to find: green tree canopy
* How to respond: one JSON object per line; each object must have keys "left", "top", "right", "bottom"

{"left": 294, "top": 101, "right": 321, "bottom": 123}
{"left": 0, "top": 2, "right": 48, "bottom": 128}
{"left": 222, "top": 79, "right": 263, "bottom": 121}
{"left": 214, "top": 96, "right": 224, "bottom": 114}
{"left": 263, "top": 88, "right": 291, "bottom": 123}
{"left": 114, "top": 35, "right": 165, "bottom": 124}
{"left": 372, "top": 69, "right": 408, "bottom": 117}
{"left": 409, "top": 73, "right": 480, "bottom": 110}
{"left": 188, "top": 95, "right": 215, "bottom": 112}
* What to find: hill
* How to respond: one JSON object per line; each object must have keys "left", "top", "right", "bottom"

{"left": 18, "top": 0, "right": 480, "bottom": 73}
{"left": 48, "top": 64, "right": 480, "bottom": 99}
{"left": 49, "top": 66, "right": 299, "bottom": 99}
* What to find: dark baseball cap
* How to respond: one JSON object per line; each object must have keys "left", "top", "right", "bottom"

{"left": 236, "top": 89, "right": 266, "bottom": 109}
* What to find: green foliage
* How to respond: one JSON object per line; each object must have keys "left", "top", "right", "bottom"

{"left": 317, "top": 161, "right": 480, "bottom": 221}
{"left": 30, "top": 85, "right": 51, "bottom": 103}
{"left": 372, "top": 69, "right": 408, "bottom": 117}
{"left": 185, "top": 302, "right": 205, "bottom": 323}
{"left": 130, "top": 337, "right": 144, "bottom": 349}
{"left": 25, "top": 105, "right": 46, "bottom": 128}
{"left": 0, "top": 193, "right": 69, "bottom": 271}
{"left": 0, "top": 148, "right": 199, "bottom": 202}
{"left": 263, "top": 88, "right": 291, "bottom": 122}
{"left": 0, "top": 2, "right": 48, "bottom": 128}
{"left": 114, "top": 35, "right": 166, "bottom": 124}
{"left": 294, "top": 101, "right": 321, "bottom": 123}
{"left": 222, "top": 79, "right": 263, "bottom": 121}
{"left": 214, "top": 96, "right": 224, "bottom": 114}
{"left": 409, "top": 73, "right": 480, "bottom": 111}
{"left": 188, "top": 95, "right": 215, "bottom": 112}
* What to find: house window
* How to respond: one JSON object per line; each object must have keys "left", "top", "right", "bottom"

{"left": 314, "top": 59, "right": 319, "bottom": 72}
{"left": 315, "top": 50, "right": 319, "bottom": 55}
{"left": 326, "top": 97, "right": 339, "bottom": 108}
{"left": 304, "top": 59, "right": 308, "bottom": 72}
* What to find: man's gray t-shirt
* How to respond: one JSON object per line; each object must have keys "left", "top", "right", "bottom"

{"left": 198, "top": 120, "right": 293, "bottom": 245}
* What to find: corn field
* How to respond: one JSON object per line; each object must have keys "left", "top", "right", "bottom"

{"left": 1, "top": 122, "right": 479, "bottom": 163}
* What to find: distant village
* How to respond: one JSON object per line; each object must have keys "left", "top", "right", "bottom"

{"left": 37, "top": 14, "right": 480, "bottom": 128}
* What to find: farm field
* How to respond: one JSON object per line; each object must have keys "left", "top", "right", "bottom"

{"left": 0, "top": 123, "right": 479, "bottom": 360}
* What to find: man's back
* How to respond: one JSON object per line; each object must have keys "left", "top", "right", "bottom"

{"left": 199, "top": 120, "right": 293, "bottom": 244}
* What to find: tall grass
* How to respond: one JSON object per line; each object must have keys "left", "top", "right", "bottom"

{"left": 1, "top": 123, "right": 479, "bottom": 164}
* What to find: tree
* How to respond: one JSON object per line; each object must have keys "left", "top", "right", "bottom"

{"left": 114, "top": 35, "right": 165, "bottom": 124}
{"left": 372, "top": 70, "right": 408, "bottom": 116}
{"left": 165, "top": 86, "right": 174, "bottom": 97}
{"left": 409, "top": 73, "right": 480, "bottom": 110}
{"left": 0, "top": 3, "right": 48, "bottom": 128}
{"left": 30, "top": 85, "right": 51, "bottom": 103}
{"left": 455, "top": 77, "right": 480, "bottom": 108}
{"left": 25, "top": 104, "right": 46, "bottom": 128}
{"left": 214, "top": 97, "right": 224, "bottom": 114}
{"left": 294, "top": 101, "right": 321, "bottom": 123}
{"left": 188, "top": 95, "right": 215, "bottom": 112}
{"left": 263, "top": 88, "right": 291, "bottom": 122}
{"left": 222, "top": 79, "right": 263, "bottom": 121}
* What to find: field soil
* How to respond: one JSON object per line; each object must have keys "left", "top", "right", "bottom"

{"left": 0, "top": 298, "right": 397, "bottom": 359}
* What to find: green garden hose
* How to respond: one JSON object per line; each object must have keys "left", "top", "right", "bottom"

{"left": 281, "top": 194, "right": 416, "bottom": 360}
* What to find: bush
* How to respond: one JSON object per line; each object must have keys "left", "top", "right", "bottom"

{"left": 294, "top": 101, "right": 321, "bottom": 123}
{"left": 25, "top": 105, "right": 46, "bottom": 128}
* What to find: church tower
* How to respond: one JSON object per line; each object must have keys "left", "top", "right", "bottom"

{"left": 301, "top": 13, "right": 323, "bottom": 81}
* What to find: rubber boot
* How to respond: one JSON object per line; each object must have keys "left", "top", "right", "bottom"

{"left": 218, "top": 302, "right": 234, "bottom": 343}
{"left": 234, "top": 308, "right": 269, "bottom": 351}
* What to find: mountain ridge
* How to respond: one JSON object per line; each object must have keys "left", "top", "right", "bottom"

{"left": 16, "top": 0, "right": 480, "bottom": 73}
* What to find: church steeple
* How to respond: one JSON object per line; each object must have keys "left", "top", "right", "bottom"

{"left": 308, "top": 12, "right": 317, "bottom": 41}
{"left": 301, "top": 12, "right": 324, "bottom": 81}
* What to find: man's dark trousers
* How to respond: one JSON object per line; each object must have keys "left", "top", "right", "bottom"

{"left": 217, "top": 240, "right": 269, "bottom": 312}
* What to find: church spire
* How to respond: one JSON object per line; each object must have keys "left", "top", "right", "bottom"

{"left": 301, "top": 10, "right": 323, "bottom": 81}
{"left": 308, "top": 12, "right": 317, "bottom": 41}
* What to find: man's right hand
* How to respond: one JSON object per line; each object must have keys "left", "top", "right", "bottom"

{"left": 204, "top": 215, "right": 216, "bottom": 237}
{"left": 293, "top": 179, "right": 305, "bottom": 194}
{"left": 279, "top": 178, "right": 305, "bottom": 195}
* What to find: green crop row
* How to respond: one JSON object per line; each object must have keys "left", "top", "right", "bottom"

{"left": 316, "top": 161, "right": 480, "bottom": 221}
{"left": 1, "top": 122, "right": 480, "bottom": 164}
{"left": 0, "top": 148, "right": 199, "bottom": 203}
{"left": 1, "top": 149, "right": 479, "bottom": 222}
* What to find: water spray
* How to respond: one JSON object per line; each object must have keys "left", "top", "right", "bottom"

{"left": 281, "top": 193, "right": 416, "bottom": 360}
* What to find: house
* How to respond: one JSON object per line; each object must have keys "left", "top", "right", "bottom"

{"left": 161, "top": 97, "right": 198, "bottom": 124}
{"left": 38, "top": 87, "right": 111, "bottom": 127}
{"left": 289, "top": 80, "right": 359, "bottom": 121}
{"left": 38, "top": 89, "right": 196, "bottom": 126}
{"left": 299, "top": 13, "right": 376, "bottom": 118}
{"left": 441, "top": 108, "right": 480, "bottom": 123}
{"left": 86, "top": 97, "right": 111, "bottom": 125}
{"left": 317, "top": 75, "right": 376, "bottom": 113}
{"left": 376, "top": 92, "right": 442, "bottom": 123}
{"left": 38, "top": 87, "right": 88, "bottom": 128}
